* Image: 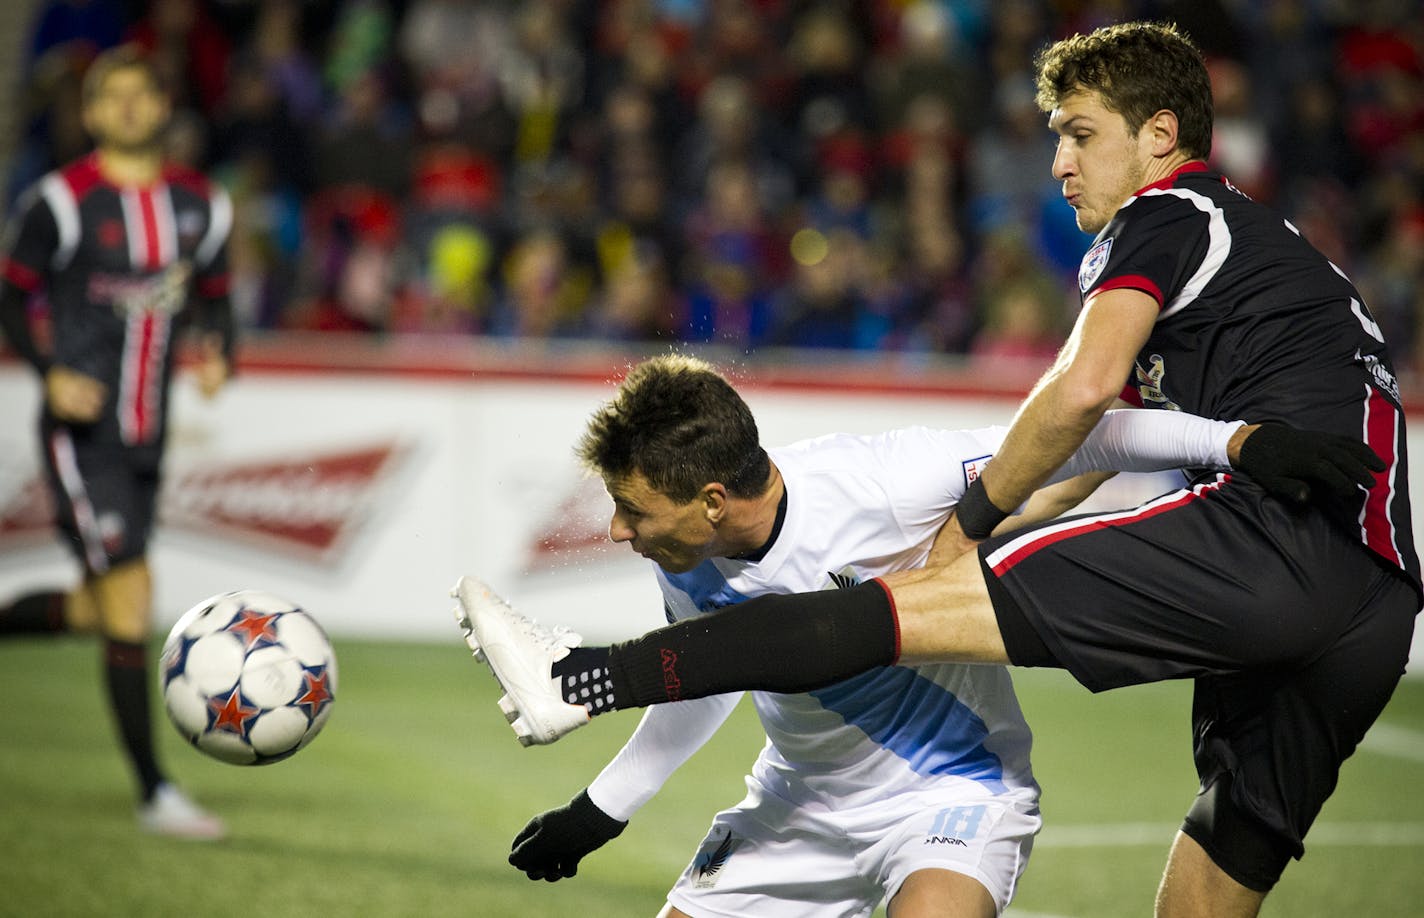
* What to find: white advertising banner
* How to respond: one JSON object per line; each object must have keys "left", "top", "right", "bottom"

{"left": 2, "top": 357, "right": 1421, "bottom": 676}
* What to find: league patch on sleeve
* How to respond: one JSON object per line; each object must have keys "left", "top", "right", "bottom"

{"left": 1078, "top": 237, "right": 1112, "bottom": 293}
{"left": 962, "top": 454, "right": 992, "bottom": 489}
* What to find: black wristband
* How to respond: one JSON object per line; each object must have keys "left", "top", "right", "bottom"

{"left": 956, "top": 476, "right": 1010, "bottom": 540}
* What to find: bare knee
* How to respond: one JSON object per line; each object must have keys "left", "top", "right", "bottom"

{"left": 888, "top": 868, "right": 997, "bottom": 918}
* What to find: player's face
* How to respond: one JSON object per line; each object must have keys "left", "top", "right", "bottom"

{"left": 603, "top": 471, "right": 716, "bottom": 574}
{"left": 83, "top": 67, "right": 171, "bottom": 153}
{"left": 1048, "top": 90, "right": 1151, "bottom": 235}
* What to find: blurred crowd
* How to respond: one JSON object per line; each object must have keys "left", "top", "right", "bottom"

{"left": 9, "top": 0, "right": 1424, "bottom": 366}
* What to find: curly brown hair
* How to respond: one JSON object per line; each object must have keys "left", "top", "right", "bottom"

{"left": 578, "top": 354, "right": 770, "bottom": 502}
{"left": 1034, "top": 21, "right": 1213, "bottom": 159}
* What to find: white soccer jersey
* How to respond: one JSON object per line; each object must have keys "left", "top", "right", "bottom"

{"left": 586, "top": 411, "right": 1241, "bottom": 822}
{"left": 654, "top": 425, "right": 1036, "bottom": 811}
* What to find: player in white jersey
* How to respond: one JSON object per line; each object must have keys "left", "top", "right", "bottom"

{"left": 474, "top": 354, "right": 1253, "bottom": 918}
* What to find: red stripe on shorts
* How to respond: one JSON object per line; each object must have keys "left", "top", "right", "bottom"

{"left": 987, "top": 475, "right": 1228, "bottom": 576}
{"left": 1361, "top": 388, "right": 1403, "bottom": 568}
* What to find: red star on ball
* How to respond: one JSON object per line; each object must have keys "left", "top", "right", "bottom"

{"left": 295, "top": 668, "right": 333, "bottom": 720}
{"left": 208, "top": 688, "right": 261, "bottom": 737}
{"left": 228, "top": 608, "right": 281, "bottom": 650}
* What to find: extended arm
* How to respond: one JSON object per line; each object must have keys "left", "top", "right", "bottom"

{"left": 943, "top": 289, "right": 1156, "bottom": 555}
{"left": 509, "top": 693, "right": 742, "bottom": 881}
{"left": 1046, "top": 406, "right": 1242, "bottom": 484}
{"left": 986, "top": 289, "right": 1157, "bottom": 509}
{"left": 0, "top": 280, "right": 49, "bottom": 373}
{"left": 588, "top": 693, "right": 742, "bottom": 820}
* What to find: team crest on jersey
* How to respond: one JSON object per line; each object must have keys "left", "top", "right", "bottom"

{"left": 1078, "top": 238, "right": 1112, "bottom": 293}
{"left": 826, "top": 566, "right": 860, "bottom": 590}
{"left": 692, "top": 829, "right": 738, "bottom": 889}
{"left": 962, "top": 454, "right": 991, "bottom": 489}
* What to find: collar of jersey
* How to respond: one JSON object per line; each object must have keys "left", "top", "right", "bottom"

{"left": 1133, "top": 160, "right": 1209, "bottom": 197}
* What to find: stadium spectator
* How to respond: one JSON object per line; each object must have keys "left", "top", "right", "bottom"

{"left": 487, "top": 226, "right": 589, "bottom": 339}
{"left": 584, "top": 244, "right": 681, "bottom": 342}
{"left": 968, "top": 275, "right": 1065, "bottom": 368}
{"left": 0, "top": 0, "right": 1420, "bottom": 363}
{"left": 127, "top": 0, "right": 230, "bottom": 118}
{"left": 312, "top": 67, "right": 410, "bottom": 198}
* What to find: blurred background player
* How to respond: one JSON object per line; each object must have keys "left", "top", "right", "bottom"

{"left": 0, "top": 44, "right": 233, "bottom": 839}
{"left": 462, "top": 353, "right": 1260, "bottom": 917}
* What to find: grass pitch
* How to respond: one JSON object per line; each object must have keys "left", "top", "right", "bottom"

{"left": 1, "top": 638, "right": 1421, "bottom": 917}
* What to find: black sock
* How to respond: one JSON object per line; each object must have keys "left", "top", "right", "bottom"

{"left": 551, "top": 647, "right": 616, "bottom": 715}
{"left": 104, "top": 640, "right": 165, "bottom": 801}
{"left": 0, "top": 592, "right": 67, "bottom": 636}
{"left": 605, "top": 580, "right": 899, "bottom": 709}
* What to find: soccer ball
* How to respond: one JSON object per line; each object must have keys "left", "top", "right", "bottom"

{"left": 160, "top": 590, "right": 337, "bottom": 766}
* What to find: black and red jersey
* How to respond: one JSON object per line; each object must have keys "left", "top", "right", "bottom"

{"left": 1080, "top": 160, "right": 1419, "bottom": 591}
{"left": 1, "top": 152, "right": 232, "bottom": 448}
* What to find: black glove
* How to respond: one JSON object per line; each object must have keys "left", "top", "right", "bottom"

{"left": 1235, "top": 423, "right": 1385, "bottom": 505}
{"left": 509, "top": 789, "right": 627, "bottom": 882}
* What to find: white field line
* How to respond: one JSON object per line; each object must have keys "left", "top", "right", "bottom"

{"left": 1033, "top": 822, "right": 1424, "bottom": 848}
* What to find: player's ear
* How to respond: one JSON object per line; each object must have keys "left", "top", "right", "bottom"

{"left": 1145, "top": 108, "right": 1180, "bottom": 158}
{"left": 702, "top": 483, "right": 728, "bottom": 524}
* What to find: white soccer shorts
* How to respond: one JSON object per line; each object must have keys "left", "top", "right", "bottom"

{"left": 665, "top": 779, "right": 1041, "bottom": 917}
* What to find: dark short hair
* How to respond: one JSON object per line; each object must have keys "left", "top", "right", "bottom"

{"left": 578, "top": 354, "right": 770, "bottom": 502}
{"left": 82, "top": 44, "right": 165, "bottom": 106}
{"left": 1034, "top": 21, "right": 1213, "bottom": 160}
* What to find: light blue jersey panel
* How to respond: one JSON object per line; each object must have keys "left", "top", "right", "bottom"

{"left": 663, "top": 560, "right": 751, "bottom": 612}
{"left": 654, "top": 429, "right": 1036, "bottom": 806}
{"left": 810, "top": 667, "right": 1008, "bottom": 793}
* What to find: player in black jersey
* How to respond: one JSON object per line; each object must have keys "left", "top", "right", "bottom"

{"left": 453, "top": 21, "right": 1418, "bottom": 918}
{"left": 0, "top": 45, "right": 232, "bottom": 839}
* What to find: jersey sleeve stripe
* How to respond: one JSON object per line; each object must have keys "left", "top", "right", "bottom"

{"left": 196, "top": 273, "right": 230, "bottom": 298}
{"left": 1143, "top": 187, "right": 1231, "bottom": 319}
{"left": 38, "top": 174, "right": 80, "bottom": 269}
{"left": 985, "top": 475, "right": 1229, "bottom": 575}
{"left": 1093, "top": 274, "right": 1164, "bottom": 307}
{"left": 2, "top": 257, "right": 42, "bottom": 291}
{"left": 195, "top": 186, "right": 232, "bottom": 268}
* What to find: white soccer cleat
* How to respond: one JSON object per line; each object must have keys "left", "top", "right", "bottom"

{"left": 138, "top": 783, "right": 226, "bottom": 841}
{"left": 451, "top": 576, "right": 591, "bottom": 746}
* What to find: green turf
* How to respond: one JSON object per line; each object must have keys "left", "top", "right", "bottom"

{"left": 1, "top": 639, "right": 1420, "bottom": 917}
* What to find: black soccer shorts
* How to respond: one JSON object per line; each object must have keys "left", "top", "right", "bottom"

{"left": 40, "top": 419, "right": 162, "bottom": 575}
{"left": 979, "top": 471, "right": 1419, "bottom": 878}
